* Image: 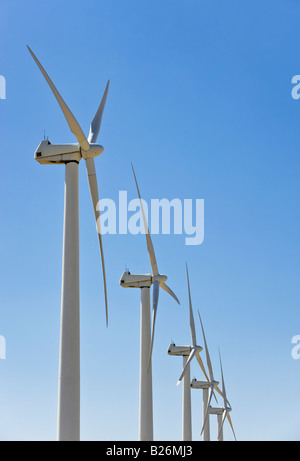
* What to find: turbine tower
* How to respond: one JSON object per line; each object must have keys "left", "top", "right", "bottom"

{"left": 120, "top": 164, "right": 180, "bottom": 441}
{"left": 168, "top": 264, "right": 208, "bottom": 441}
{"left": 28, "top": 47, "right": 109, "bottom": 441}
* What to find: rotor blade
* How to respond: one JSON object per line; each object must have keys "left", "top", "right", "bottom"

{"left": 201, "top": 385, "right": 214, "bottom": 435}
{"left": 88, "top": 80, "right": 110, "bottom": 144}
{"left": 214, "top": 384, "right": 226, "bottom": 402}
{"left": 198, "top": 311, "right": 214, "bottom": 382}
{"left": 195, "top": 350, "right": 210, "bottom": 382}
{"left": 86, "top": 157, "right": 108, "bottom": 326}
{"left": 226, "top": 412, "right": 237, "bottom": 441}
{"left": 195, "top": 350, "right": 218, "bottom": 403}
{"left": 160, "top": 282, "right": 180, "bottom": 305}
{"left": 147, "top": 280, "right": 160, "bottom": 371}
{"left": 186, "top": 263, "right": 196, "bottom": 347}
{"left": 218, "top": 349, "right": 232, "bottom": 408}
{"left": 131, "top": 163, "right": 158, "bottom": 276}
{"left": 177, "top": 348, "right": 196, "bottom": 385}
{"left": 27, "top": 46, "right": 90, "bottom": 152}
{"left": 219, "top": 349, "right": 227, "bottom": 406}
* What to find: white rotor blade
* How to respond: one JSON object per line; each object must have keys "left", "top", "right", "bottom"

{"left": 201, "top": 385, "right": 214, "bottom": 435}
{"left": 88, "top": 80, "right": 110, "bottom": 144}
{"left": 219, "top": 349, "right": 231, "bottom": 408}
{"left": 27, "top": 46, "right": 90, "bottom": 152}
{"left": 131, "top": 163, "right": 158, "bottom": 276}
{"left": 226, "top": 412, "right": 237, "bottom": 441}
{"left": 148, "top": 283, "right": 179, "bottom": 369}
{"left": 177, "top": 348, "right": 196, "bottom": 385}
{"left": 218, "top": 409, "right": 228, "bottom": 440}
{"left": 148, "top": 280, "right": 159, "bottom": 371}
{"left": 160, "top": 282, "right": 180, "bottom": 305}
{"left": 219, "top": 409, "right": 237, "bottom": 441}
{"left": 198, "top": 311, "right": 214, "bottom": 382}
{"left": 86, "top": 157, "right": 108, "bottom": 326}
{"left": 214, "top": 384, "right": 225, "bottom": 401}
{"left": 186, "top": 263, "right": 196, "bottom": 347}
{"left": 218, "top": 350, "right": 232, "bottom": 412}
{"left": 219, "top": 350, "right": 227, "bottom": 405}
{"left": 195, "top": 350, "right": 210, "bottom": 382}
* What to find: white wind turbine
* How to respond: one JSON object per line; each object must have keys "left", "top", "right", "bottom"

{"left": 190, "top": 312, "right": 225, "bottom": 441}
{"left": 198, "top": 313, "right": 227, "bottom": 440}
{"left": 168, "top": 263, "right": 209, "bottom": 441}
{"left": 28, "top": 46, "right": 109, "bottom": 441}
{"left": 119, "top": 164, "right": 180, "bottom": 441}
{"left": 210, "top": 350, "right": 236, "bottom": 441}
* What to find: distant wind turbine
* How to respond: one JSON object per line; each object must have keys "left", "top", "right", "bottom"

{"left": 28, "top": 46, "right": 109, "bottom": 441}
{"left": 120, "top": 164, "right": 180, "bottom": 441}
{"left": 168, "top": 263, "right": 208, "bottom": 441}
{"left": 198, "top": 313, "right": 227, "bottom": 439}
{"left": 213, "top": 350, "right": 237, "bottom": 441}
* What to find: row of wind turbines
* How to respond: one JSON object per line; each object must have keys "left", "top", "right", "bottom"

{"left": 27, "top": 46, "right": 236, "bottom": 442}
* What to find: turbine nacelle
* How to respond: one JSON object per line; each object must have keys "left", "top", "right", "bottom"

{"left": 190, "top": 378, "right": 210, "bottom": 389}
{"left": 119, "top": 271, "right": 168, "bottom": 289}
{"left": 167, "top": 343, "right": 203, "bottom": 356}
{"left": 119, "top": 271, "right": 152, "bottom": 288}
{"left": 34, "top": 139, "right": 104, "bottom": 165}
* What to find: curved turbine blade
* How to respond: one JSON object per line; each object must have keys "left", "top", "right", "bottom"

{"left": 148, "top": 280, "right": 160, "bottom": 371}
{"left": 214, "top": 385, "right": 225, "bottom": 401}
{"left": 226, "top": 412, "right": 237, "bottom": 441}
{"left": 131, "top": 163, "right": 158, "bottom": 276}
{"left": 219, "top": 349, "right": 228, "bottom": 406}
{"left": 186, "top": 263, "right": 196, "bottom": 347}
{"left": 219, "top": 350, "right": 226, "bottom": 403}
{"left": 88, "top": 80, "right": 110, "bottom": 144}
{"left": 160, "top": 282, "right": 180, "bottom": 305}
{"left": 147, "top": 283, "right": 179, "bottom": 370}
{"left": 177, "top": 347, "right": 196, "bottom": 385}
{"left": 86, "top": 157, "right": 108, "bottom": 326}
{"left": 218, "top": 409, "right": 228, "bottom": 440}
{"left": 27, "top": 46, "right": 90, "bottom": 152}
{"left": 218, "top": 349, "right": 232, "bottom": 408}
{"left": 195, "top": 350, "right": 210, "bottom": 382}
{"left": 198, "top": 311, "right": 214, "bottom": 382}
{"left": 201, "top": 385, "right": 214, "bottom": 435}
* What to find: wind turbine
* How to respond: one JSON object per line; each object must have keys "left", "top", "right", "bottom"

{"left": 28, "top": 46, "right": 109, "bottom": 441}
{"left": 198, "top": 311, "right": 224, "bottom": 434}
{"left": 168, "top": 263, "right": 209, "bottom": 441}
{"left": 210, "top": 350, "right": 236, "bottom": 441}
{"left": 119, "top": 164, "right": 180, "bottom": 441}
{"left": 190, "top": 313, "right": 225, "bottom": 441}
{"left": 198, "top": 312, "right": 226, "bottom": 440}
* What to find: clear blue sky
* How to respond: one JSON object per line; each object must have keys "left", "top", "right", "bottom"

{"left": 0, "top": 0, "right": 299, "bottom": 441}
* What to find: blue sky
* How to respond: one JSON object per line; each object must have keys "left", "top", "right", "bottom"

{"left": 0, "top": 0, "right": 299, "bottom": 441}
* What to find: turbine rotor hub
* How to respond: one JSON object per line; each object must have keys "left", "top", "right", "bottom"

{"left": 82, "top": 144, "right": 104, "bottom": 159}
{"left": 152, "top": 274, "right": 167, "bottom": 285}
